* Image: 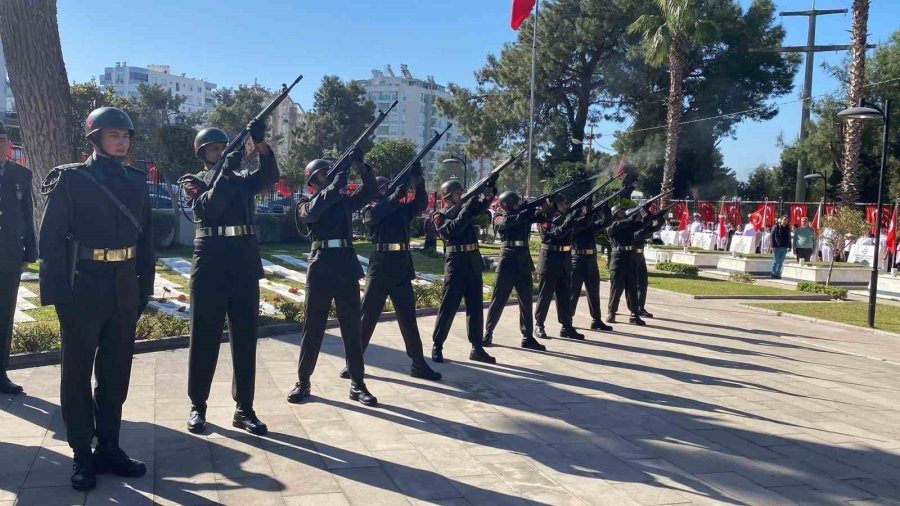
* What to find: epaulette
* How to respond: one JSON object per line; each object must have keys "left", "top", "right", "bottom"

{"left": 40, "top": 163, "right": 82, "bottom": 195}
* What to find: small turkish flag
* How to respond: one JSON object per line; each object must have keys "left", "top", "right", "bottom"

{"left": 511, "top": 0, "right": 537, "bottom": 30}
{"left": 887, "top": 205, "right": 898, "bottom": 254}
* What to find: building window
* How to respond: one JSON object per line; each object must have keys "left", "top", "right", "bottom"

{"left": 129, "top": 71, "right": 148, "bottom": 82}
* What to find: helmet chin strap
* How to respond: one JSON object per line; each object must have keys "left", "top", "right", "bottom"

{"left": 90, "top": 135, "right": 127, "bottom": 163}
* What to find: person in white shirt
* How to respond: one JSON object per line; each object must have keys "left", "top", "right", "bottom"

{"left": 819, "top": 227, "right": 836, "bottom": 263}
{"left": 759, "top": 226, "right": 773, "bottom": 254}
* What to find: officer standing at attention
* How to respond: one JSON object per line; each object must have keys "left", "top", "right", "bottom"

{"left": 39, "top": 107, "right": 154, "bottom": 491}
{"left": 183, "top": 122, "right": 276, "bottom": 436}
{"left": 288, "top": 154, "right": 379, "bottom": 406}
{"left": 0, "top": 122, "right": 36, "bottom": 394}
{"left": 483, "top": 191, "right": 545, "bottom": 351}
{"left": 569, "top": 201, "right": 614, "bottom": 332}
{"left": 340, "top": 167, "right": 442, "bottom": 381}
{"left": 534, "top": 195, "right": 585, "bottom": 340}
{"left": 430, "top": 179, "right": 496, "bottom": 364}
{"left": 634, "top": 214, "right": 665, "bottom": 319}
{"left": 605, "top": 206, "right": 646, "bottom": 326}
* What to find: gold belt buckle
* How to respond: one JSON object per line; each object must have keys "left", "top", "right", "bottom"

{"left": 387, "top": 243, "right": 404, "bottom": 251}
{"left": 561, "top": 246, "right": 572, "bottom": 252}
{"left": 107, "top": 248, "right": 126, "bottom": 262}
{"left": 92, "top": 249, "right": 106, "bottom": 261}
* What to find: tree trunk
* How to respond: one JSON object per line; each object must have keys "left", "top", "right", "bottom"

{"left": 839, "top": 0, "right": 870, "bottom": 205}
{"left": 0, "top": 0, "right": 75, "bottom": 233}
{"left": 661, "top": 44, "right": 685, "bottom": 207}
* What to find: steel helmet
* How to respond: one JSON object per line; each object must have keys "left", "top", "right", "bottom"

{"left": 498, "top": 191, "right": 521, "bottom": 210}
{"left": 305, "top": 159, "right": 332, "bottom": 185}
{"left": 85, "top": 107, "right": 134, "bottom": 138}
{"left": 440, "top": 179, "right": 464, "bottom": 198}
{"left": 193, "top": 128, "right": 229, "bottom": 158}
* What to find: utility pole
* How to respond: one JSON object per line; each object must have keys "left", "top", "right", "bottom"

{"left": 756, "top": 5, "right": 873, "bottom": 202}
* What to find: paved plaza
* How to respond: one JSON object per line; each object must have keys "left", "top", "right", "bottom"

{"left": 2, "top": 290, "right": 900, "bottom": 505}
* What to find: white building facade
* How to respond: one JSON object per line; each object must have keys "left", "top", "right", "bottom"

{"left": 99, "top": 62, "right": 217, "bottom": 113}
{"left": 355, "top": 64, "right": 467, "bottom": 176}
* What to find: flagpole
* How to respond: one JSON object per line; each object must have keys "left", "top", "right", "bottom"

{"left": 526, "top": 0, "right": 539, "bottom": 197}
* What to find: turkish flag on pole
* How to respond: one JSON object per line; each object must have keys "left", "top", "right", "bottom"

{"left": 788, "top": 203, "right": 807, "bottom": 227}
{"left": 697, "top": 201, "right": 715, "bottom": 223}
{"left": 677, "top": 202, "right": 690, "bottom": 231}
{"left": 511, "top": 0, "right": 537, "bottom": 29}
{"left": 717, "top": 201, "right": 727, "bottom": 239}
{"left": 887, "top": 204, "right": 898, "bottom": 254}
{"left": 811, "top": 200, "right": 823, "bottom": 232}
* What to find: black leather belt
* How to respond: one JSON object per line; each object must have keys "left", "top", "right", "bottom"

{"left": 542, "top": 245, "right": 572, "bottom": 252}
{"left": 79, "top": 246, "right": 136, "bottom": 262}
{"left": 374, "top": 243, "right": 409, "bottom": 252}
{"left": 312, "top": 239, "right": 351, "bottom": 250}
{"left": 504, "top": 240, "right": 528, "bottom": 248}
{"left": 574, "top": 248, "right": 596, "bottom": 255}
{"left": 195, "top": 225, "right": 255, "bottom": 238}
{"left": 445, "top": 243, "right": 479, "bottom": 253}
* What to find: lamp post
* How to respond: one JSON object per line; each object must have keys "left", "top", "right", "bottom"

{"left": 442, "top": 154, "right": 468, "bottom": 188}
{"left": 837, "top": 98, "right": 892, "bottom": 328}
{"left": 803, "top": 170, "right": 828, "bottom": 210}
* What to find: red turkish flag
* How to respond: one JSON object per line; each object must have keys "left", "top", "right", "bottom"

{"left": 676, "top": 202, "right": 690, "bottom": 231}
{"left": 511, "top": 0, "right": 537, "bottom": 29}
{"left": 748, "top": 210, "right": 763, "bottom": 231}
{"left": 717, "top": 201, "right": 727, "bottom": 239}
{"left": 866, "top": 205, "right": 892, "bottom": 234}
{"left": 697, "top": 201, "right": 715, "bottom": 223}
{"left": 724, "top": 202, "right": 741, "bottom": 227}
{"left": 888, "top": 205, "right": 898, "bottom": 254}
{"left": 788, "top": 204, "right": 807, "bottom": 227}
{"left": 748, "top": 203, "right": 776, "bottom": 231}
{"left": 811, "top": 200, "right": 823, "bottom": 232}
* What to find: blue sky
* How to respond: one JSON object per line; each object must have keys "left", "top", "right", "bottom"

{"left": 57, "top": 0, "right": 898, "bottom": 180}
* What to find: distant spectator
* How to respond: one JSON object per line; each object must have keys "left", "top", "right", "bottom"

{"left": 771, "top": 215, "right": 791, "bottom": 279}
{"left": 793, "top": 217, "right": 816, "bottom": 262}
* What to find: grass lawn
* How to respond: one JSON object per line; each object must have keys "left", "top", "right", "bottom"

{"left": 647, "top": 272, "right": 794, "bottom": 296}
{"left": 751, "top": 301, "right": 900, "bottom": 333}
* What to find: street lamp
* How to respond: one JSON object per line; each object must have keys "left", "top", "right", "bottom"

{"left": 837, "top": 98, "right": 892, "bottom": 328}
{"left": 803, "top": 170, "right": 828, "bottom": 210}
{"left": 442, "top": 154, "right": 468, "bottom": 188}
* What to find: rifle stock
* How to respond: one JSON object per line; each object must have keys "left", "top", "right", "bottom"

{"left": 551, "top": 174, "right": 623, "bottom": 225}
{"left": 326, "top": 99, "right": 399, "bottom": 182}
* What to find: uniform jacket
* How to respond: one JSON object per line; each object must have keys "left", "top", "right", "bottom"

{"left": 493, "top": 207, "right": 537, "bottom": 277}
{"left": 536, "top": 209, "right": 578, "bottom": 275}
{"left": 190, "top": 152, "right": 279, "bottom": 287}
{"left": 363, "top": 178, "right": 427, "bottom": 284}
{"left": 434, "top": 196, "right": 491, "bottom": 275}
{"left": 38, "top": 155, "right": 154, "bottom": 311}
{"left": 298, "top": 166, "right": 376, "bottom": 285}
{"left": 0, "top": 160, "right": 36, "bottom": 272}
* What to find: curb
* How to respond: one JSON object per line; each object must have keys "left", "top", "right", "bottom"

{"left": 692, "top": 294, "right": 831, "bottom": 301}
{"left": 9, "top": 300, "right": 508, "bottom": 370}
{"left": 740, "top": 303, "right": 900, "bottom": 339}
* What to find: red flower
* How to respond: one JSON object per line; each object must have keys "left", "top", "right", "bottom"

{"left": 288, "top": 287, "right": 300, "bottom": 294}
{"left": 177, "top": 294, "right": 188, "bottom": 302}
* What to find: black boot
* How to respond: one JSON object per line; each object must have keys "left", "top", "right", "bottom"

{"left": 638, "top": 309, "right": 654, "bottom": 318}
{"left": 71, "top": 449, "right": 96, "bottom": 491}
{"left": 187, "top": 405, "right": 206, "bottom": 434}
{"left": 0, "top": 376, "right": 23, "bottom": 395}
{"left": 349, "top": 383, "right": 378, "bottom": 406}
{"left": 410, "top": 359, "right": 442, "bottom": 381}
{"left": 232, "top": 409, "right": 268, "bottom": 435}
{"left": 469, "top": 346, "right": 496, "bottom": 364}
{"left": 605, "top": 314, "right": 616, "bottom": 324}
{"left": 339, "top": 366, "right": 350, "bottom": 379}
{"left": 521, "top": 337, "right": 546, "bottom": 351}
{"left": 560, "top": 326, "right": 585, "bottom": 340}
{"left": 629, "top": 315, "right": 646, "bottom": 326}
{"left": 535, "top": 326, "right": 549, "bottom": 339}
{"left": 287, "top": 381, "right": 312, "bottom": 404}
{"left": 93, "top": 445, "right": 146, "bottom": 478}
{"left": 591, "top": 320, "right": 613, "bottom": 331}
{"left": 482, "top": 332, "right": 493, "bottom": 347}
{"left": 431, "top": 345, "right": 444, "bottom": 363}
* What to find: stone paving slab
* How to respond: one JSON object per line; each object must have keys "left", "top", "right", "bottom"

{"left": 3, "top": 290, "right": 900, "bottom": 505}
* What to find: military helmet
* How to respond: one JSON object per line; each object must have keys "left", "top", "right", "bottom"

{"left": 193, "top": 128, "right": 229, "bottom": 157}
{"left": 305, "top": 159, "right": 332, "bottom": 185}
{"left": 610, "top": 205, "right": 624, "bottom": 217}
{"left": 498, "top": 191, "right": 520, "bottom": 210}
{"left": 85, "top": 107, "right": 134, "bottom": 138}
{"left": 375, "top": 176, "right": 390, "bottom": 188}
{"left": 553, "top": 192, "right": 569, "bottom": 205}
{"left": 440, "top": 179, "right": 463, "bottom": 198}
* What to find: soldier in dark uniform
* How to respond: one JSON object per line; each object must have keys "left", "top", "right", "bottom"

{"left": 569, "top": 202, "right": 614, "bottom": 332}
{"left": 483, "top": 191, "right": 545, "bottom": 351}
{"left": 430, "top": 179, "right": 496, "bottom": 364}
{"left": 182, "top": 123, "right": 276, "bottom": 436}
{"left": 39, "top": 107, "right": 154, "bottom": 491}
{"left": 0, "top": 122, "right": 36, "bottom": 394}
{"left": 534, "top": 195, "right": 585, "bottom": 340}
{"left": 339, "top": 168, "right": 441, "bottom": 381}
{"left": 634, "top": 215, "right": 665, "bottom": 318}
{"left": 605, "top": 206, "right": 646, "bottom": 326}
{"left": 288, "top": 155, "right": 378, "bottom": 406}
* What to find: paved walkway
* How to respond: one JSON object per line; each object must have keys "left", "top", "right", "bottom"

{"left": 3, "top": 291, "right": 900, "bottom": 505}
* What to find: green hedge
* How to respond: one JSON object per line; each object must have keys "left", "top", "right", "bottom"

{"left": 728, "top": 272, "right": 755, "bottom": 284}
{"left": 255, "top": 213, "right": 304, "bottom": 244}
{"left": 655, "top": 262, "right": 699, "bottom": 276}
{"left": 410, "top": 216, "right": 425, "bottom": 237}
{"left": 796, "top": 281, "right": 848, "bottom": 300}
{"left": 152, "top": 210, "right": 177, "bottom": 249}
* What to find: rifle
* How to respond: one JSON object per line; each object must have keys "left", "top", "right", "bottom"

{"left": 387, "top": 123, "right": 452, "bottom": 193}
{"left": 507, "top": 174, "right": 601, "bottom": 218}
{"left": 623, "top": 189, "right": 674, "bottom": 220}
{"left": 551, "top": 174, "right": 623, "bottom": 225}
{"left": 591, "top": 183, "right": 635, "bottom": 215}
{"left": 325, "top": 100, "right": 399, "bottom": 182}
{"left": 440, "top": 149, "right": 526, "bottom": 218}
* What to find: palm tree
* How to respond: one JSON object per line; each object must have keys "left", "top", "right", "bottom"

{"left": 628, "top": 0, "right": 715, "bottom": 206}
{"left": 839, "top": 0, "right": 871, "bottom": 204}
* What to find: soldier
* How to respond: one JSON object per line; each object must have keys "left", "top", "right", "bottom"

{"left": 483, "top": 191, "right": 545, "bottom": 351}
{"left": 569, "top": 202, "right": 613, "bottom": 332}
{"left": 0, "top": 122, "right": 36, "bottom": 394}
{"left": 534, "top": 195, "right": 585, "bottom": 340}
{"left": 605, "top": 206, "right": 646, "bottom": 326}
{"left": 339, "top": 168, "right": 441, "bottom": 381}
{"left": 39, "top": 107, "right": 154, "bottom": 491}
{"left": 182, "top": 123, "right": 277, "bottom": 436}
{"left": 288, "top": 155, "right": 378, "bottom": 406}
{"left": 634, "top": 214, "right": 665, "bottom": 318}
{"left": 430, "top": 179, "right": 496, "bottom": 364}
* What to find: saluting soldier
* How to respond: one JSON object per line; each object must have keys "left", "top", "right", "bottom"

{"left": 483, "top": 191, "right": 545, "bottom": 351}
{"left": 182, "top": 121, "right": 276, "bottom": 436}
{"left": 342, "top": 167, "right": 441, "bottom": 381}
{"left": 288, "top": 154, "right": 379, "bottom": 406}
{"left": 0, "top": 122, "right": 36, "bottom": 394}
{"left": 569, "top": 201, "right": 614, "bottom": 332}
{"left": 430, "top": 179, "right": 496, "bottom": 364}
{"left": 605, "top": 206, "right": 646, "bottom": 326}
{"left": 534, "top": 195, "right": 585, "bottom": 340}
{"left": 39, "top": 107, "right": 154, "bottom": 491}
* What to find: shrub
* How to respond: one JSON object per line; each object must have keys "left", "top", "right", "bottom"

{"left": 136, "top": 312, "right": 191, "bottom": 340}
{"left": 796, "top": 281, "right": 848, "bottom": 300}
{"left": 152, "top": 209, "right": 177, "bottom": 249}
{"left": 728, "top": 272, "right": 755, "bottom": 284}
{"left": 272, "top": 297, "right": 304, "bottom": 322}
{"left": 412, "top": 281, "right": 443, "bottom": 309}
{"left": 11, "top": 323, "right": 60, "bottom": 354}
{"left": 655, "top": 262, "right": 699, "bottom": 276}
{"left": 410, "top": 216, "right": 425, "bottom": 238}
